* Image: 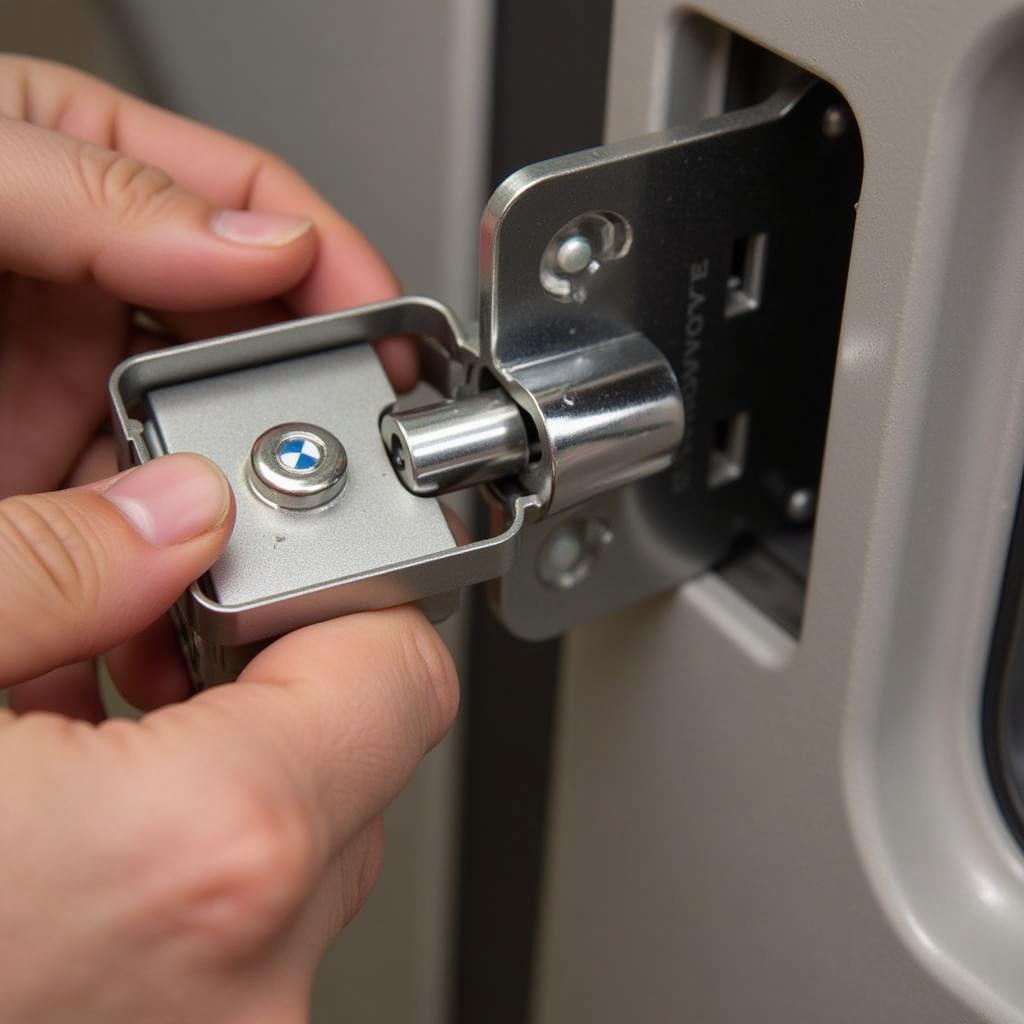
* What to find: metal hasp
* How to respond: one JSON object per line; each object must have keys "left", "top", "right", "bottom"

{"left": 382, "top": 331, "right": 684, "bottom": 512}
{"left": 109, "top": 75, "right": 861, "bottom": 680}
{"left": 110, "top": 299, "right": 535, "bottom": 684}
{"left": 477, "top": 76, "right": 862, "bottom": 637}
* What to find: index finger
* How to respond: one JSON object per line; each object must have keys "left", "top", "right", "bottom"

{"left": 0, "top": 56, "right": 406, "bottom": 317}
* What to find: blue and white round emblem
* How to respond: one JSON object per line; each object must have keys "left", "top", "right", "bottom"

{"left": 276, "top": 436, "right": 323, "bottom": 473}
{"left": 250, "top": 422, "right": 347, "bottom": 510}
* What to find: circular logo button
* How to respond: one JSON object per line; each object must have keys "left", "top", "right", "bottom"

{"left": 275, "top": 435, "right": 324, "bottom": 473}
{"left": 248, "top": 423, "right": 347, "bottom": 510}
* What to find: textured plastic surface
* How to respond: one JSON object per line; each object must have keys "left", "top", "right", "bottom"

{"left": 533, "top": 3, "right": 1024, "bottom": 1024}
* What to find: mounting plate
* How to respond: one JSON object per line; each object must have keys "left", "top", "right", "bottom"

{"left": 482, "top": 78, "right": 862, "bottom": 637}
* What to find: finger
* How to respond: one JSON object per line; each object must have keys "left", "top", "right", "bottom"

{"left": 7, "top": 660, "right": 104, "bottom": 722}
{"left": 152, "top": 302, "right": 291, "bottom": 342}
{"left": 373, "top": 337, "right": 420, "bottom": 395}
{"left": 4, "top": 438, "right": 119, "bottom": 718}
{"left": 65, "top": 431, "right": 119, "bottom": 488}
{"left": 0, "top": 115, "right": 317, "bottom": 310}
{"left": 0, "top": 279, "right": 126, "bottom": 497}
{"left": 150, "top": 607, "right": 459, "bottom": 860}
{"left": 0, "top": 56, "right": 415, "bottom": 379}
{"left": 0, "top": 454, "right": 233, "bottom": 685}
{"left": 105, "top": 615, "right": 191, "bottom": 712}
{"left": 153, "top": 305, "right": 420, "bottom": 394}
{"left": 439, "top": 501, "right": 472, "bottom": 546}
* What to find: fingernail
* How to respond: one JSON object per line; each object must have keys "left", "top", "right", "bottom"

{"left": 210, "top": 209, "right": 313, "bottom": 247}
{"left": 103, "top": 455, "right": 231, "bottom": 546}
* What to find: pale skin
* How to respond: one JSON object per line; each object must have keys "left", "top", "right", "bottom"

{"left": 0, "top": 56, "right": 459, "bottom": 1022}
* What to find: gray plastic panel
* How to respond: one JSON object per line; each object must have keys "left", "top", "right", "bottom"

{"left": 533, "top": 3, "right": 1024, "bottom": 1023}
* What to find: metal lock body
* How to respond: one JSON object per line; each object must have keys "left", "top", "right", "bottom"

{"left": 112, "top": 300, "right": 522, "bottom": 683}
{"left": 110, "top": 76, "right": 861, "bottom": 683}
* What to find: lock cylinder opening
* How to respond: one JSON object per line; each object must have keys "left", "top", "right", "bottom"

{"left": 380, "top": 330, "right": 685, "bottom": 516}
{"left": 381, "top": 390, "right": 531, "bottom": 497}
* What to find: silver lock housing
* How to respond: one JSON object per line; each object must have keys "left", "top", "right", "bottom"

{"left": 110, "top": 299, "right": 532, "bottom": 683}
{"left": 145, "top": 341, "right": 456, "bottom": 612}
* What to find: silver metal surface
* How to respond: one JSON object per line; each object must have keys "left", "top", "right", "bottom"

{"left": 111, "top": 285, "right": 684, "bottom": 652}
{"left": 536, "top": 518, "right": 614, "bottom": 590}
{"left": 148, "top": 344, "right": 456, "bottom": 608}
{"left": 510, "top": 331, "right": 684, "bottom": 514}
{"left": 479, "top": 82, "right": 823, "bottom": 636}
{"left": 111, "top": 296, "right": 476, "bottom": 467}
{"left": 110, "top": 93, "right": 852, "bottom": 660}
{"left": 110, "top": 299, "right": 536, "bottom": 650}
{"left": 554, "top": 234, "right": 594, "bottom": 275}
{"left": 493, "top": 484, "right": 694, "bottom": 639}
{"left": 248, "top": 422, "right": 348, "bottom": 510}
{"left": 538, "top": 212, "right": 633, "bottom": 302}
{"left": 381, "top": 390, "right": 529, "bottom": 496}
{"left": 384, "top": 326, "right": 682, "bottom": 516}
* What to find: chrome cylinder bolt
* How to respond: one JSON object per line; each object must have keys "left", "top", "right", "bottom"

{"left": 381, "top": 391, "right": 530, "bottom": 496}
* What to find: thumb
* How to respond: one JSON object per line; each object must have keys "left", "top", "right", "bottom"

{"left": 0, "top": 115, "right": 316, "bottom": 310}
{"left": 150, "top": 607, "right": 460, "bottom": 861}
{"left": 0, "top": 454, "right": 232, "bottom": 685}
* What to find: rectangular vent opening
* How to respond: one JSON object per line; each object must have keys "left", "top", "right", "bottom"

{"left": 708, "top": 411, "right": 750, "bottom": 488}
{"left": 724, "top": 231, "right": 768, "bottom": 317}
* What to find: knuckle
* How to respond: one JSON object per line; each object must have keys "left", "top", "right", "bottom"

{"left": 156, "top": 779, "right": 319, "bottom": 958}
{"left": 73, "top": 143, "right": 177, "bottom": 219}
{"left": 395, "top": 612, "right": 460, "bottom": 742}
{"left": 0, "top": 55, "right": 71, "bottom": 125}
{"left": 0, "top": 495, "right": 103, "bottom": 624}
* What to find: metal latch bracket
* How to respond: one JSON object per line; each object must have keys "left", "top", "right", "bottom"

{"left": 109, "top": 77, "right": 862, "bottom": 683}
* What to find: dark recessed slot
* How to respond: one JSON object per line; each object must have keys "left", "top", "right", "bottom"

{"left": 725, "top": 232, "right": 767, "bottom": 318}
{"left": 664, "top": 16, "right": 861, "bottom": 638}
{"left": 708, "top": 411, "right": 750, "bottom": 488}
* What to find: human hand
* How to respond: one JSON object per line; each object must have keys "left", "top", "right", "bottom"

{"left": 0, "top": 455, "right": 457, "bottom": 1020}
{"left": 0, "top": 57, "right": 458, "bottom": 1021}
{"left": 0, "top": 53, "right": 418, "bottom": 716}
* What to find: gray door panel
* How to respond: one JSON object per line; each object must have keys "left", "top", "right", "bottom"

{"left": 534, "top": 2, "right": 1024, "bottom": 1021}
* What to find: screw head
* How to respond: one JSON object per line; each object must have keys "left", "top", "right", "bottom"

{"left": 539, "top": 212, "right": 633, "bottom": 302}
{"left": 821, "top": 105, "right": 849, "bottom": 139}
{"left": 249, "top": 422, "right": 347, "bottom": 510}
{"left": 537, "top": 519, "right": 614, "bottom": 590}
{"left": 785, "top": 487, "right": 816, "bottom": 524}
{"left": 554, "top": 235, "right": 594, "bottom": 275}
